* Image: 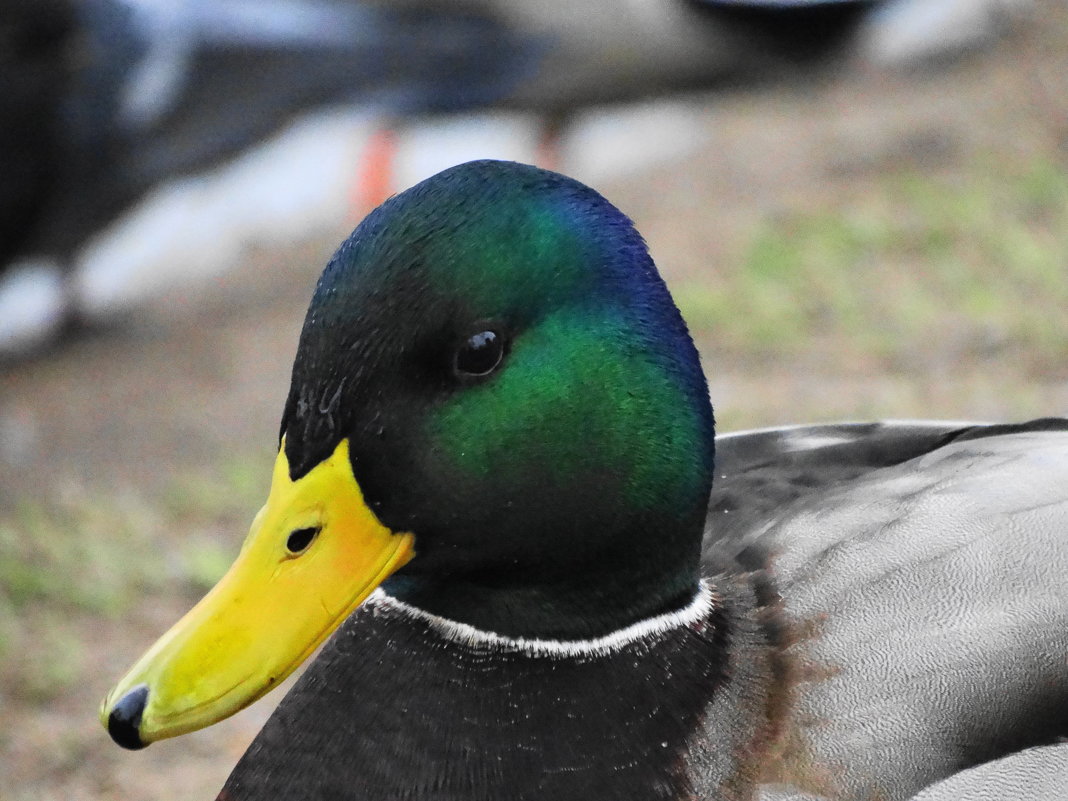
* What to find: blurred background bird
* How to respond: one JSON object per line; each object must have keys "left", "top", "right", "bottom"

{"left": 0, "top": 0, "right": 1021, "bottom": 357}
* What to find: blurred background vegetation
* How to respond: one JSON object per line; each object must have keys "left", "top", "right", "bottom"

{"left": 1, "top": 2, "right": 1066, "bottom": 799}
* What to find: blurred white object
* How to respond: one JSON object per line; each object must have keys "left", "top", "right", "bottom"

{"left": 391, "top": 113, "right": 542, "bottom": 193}
{"left": 564, "top": 100, "right": 710, "bottom": 186}
{"left": 861, "top": 0, "right": 1031, "bottom": 65}
{"left": 74, "top": 102, "right": 711, "bottom": 320}
{"left": 0, "top": 260, "right": 66, "bottom": 356}
{"left": 76, "top": 108, "right": 375, "bottom": 315}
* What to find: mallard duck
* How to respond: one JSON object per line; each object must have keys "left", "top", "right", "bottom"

{"left": 101, "top": 161, "right": 1068, "bottom": 800}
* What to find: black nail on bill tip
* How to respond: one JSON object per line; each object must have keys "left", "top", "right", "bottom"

{"left": 107, "top": 684, "right": 150, "bottom": 750}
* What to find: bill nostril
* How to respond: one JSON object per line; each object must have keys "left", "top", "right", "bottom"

{"left": 107, "top": 684, "right": 150, "bottom": 750}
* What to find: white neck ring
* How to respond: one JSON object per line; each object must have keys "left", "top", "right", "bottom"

{"left": 368, "top": 579, "right": 718, "bottom": 659}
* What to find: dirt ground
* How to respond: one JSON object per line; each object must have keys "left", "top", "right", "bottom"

{"left": 3, "top": 8, "right": 1068, "bottom": 801}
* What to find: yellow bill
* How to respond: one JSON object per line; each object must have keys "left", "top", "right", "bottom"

{"left": 100, "top": 437, "right": 414, "bottom": 749}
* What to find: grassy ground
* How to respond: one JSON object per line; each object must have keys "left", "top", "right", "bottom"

{"left": 2, "top": 8, "right": 1067, "bottom": 799}
{"left": 676, "top": 157, "right": 1068, "bottom": 372}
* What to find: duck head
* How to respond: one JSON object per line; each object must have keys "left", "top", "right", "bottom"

{"left": 101, "top": 160, "right": 715, "bottom": 749}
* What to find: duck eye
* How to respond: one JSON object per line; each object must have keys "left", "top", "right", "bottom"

{"left": 286, "top": 526, "right": 320, "bottom": 555}
{"left": 454, "top": 330, "right": 503, "bottom": 377}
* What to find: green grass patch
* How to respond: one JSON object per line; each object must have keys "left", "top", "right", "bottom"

{"left": 0, "top": 495, "right": 165, "bottom": 618}
{"left": 0, "top": 455, "right": 265, "bottom": 701}
{"left": 675, "top": 155, "right": 1068, "bottom": 374}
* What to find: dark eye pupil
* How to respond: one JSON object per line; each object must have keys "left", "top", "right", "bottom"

{"left": 286, "top": 526, "right": 320, "bottom": 554}
{"left": 455, "top": 330, "right": 503, "bottom": 376}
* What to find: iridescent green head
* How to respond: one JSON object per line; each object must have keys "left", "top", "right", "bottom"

{"left": 100, "top": 161, "right": 717, "bottom": 749}
{"left": 282, "top": 160, "right": 715, "bottom": 636}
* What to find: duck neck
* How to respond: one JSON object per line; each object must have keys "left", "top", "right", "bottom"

{"left": 383, "top": 536, "right": 703, "bottom": 640}
{"left": 220, "top": 572, "right": 785, "bottom": 801}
